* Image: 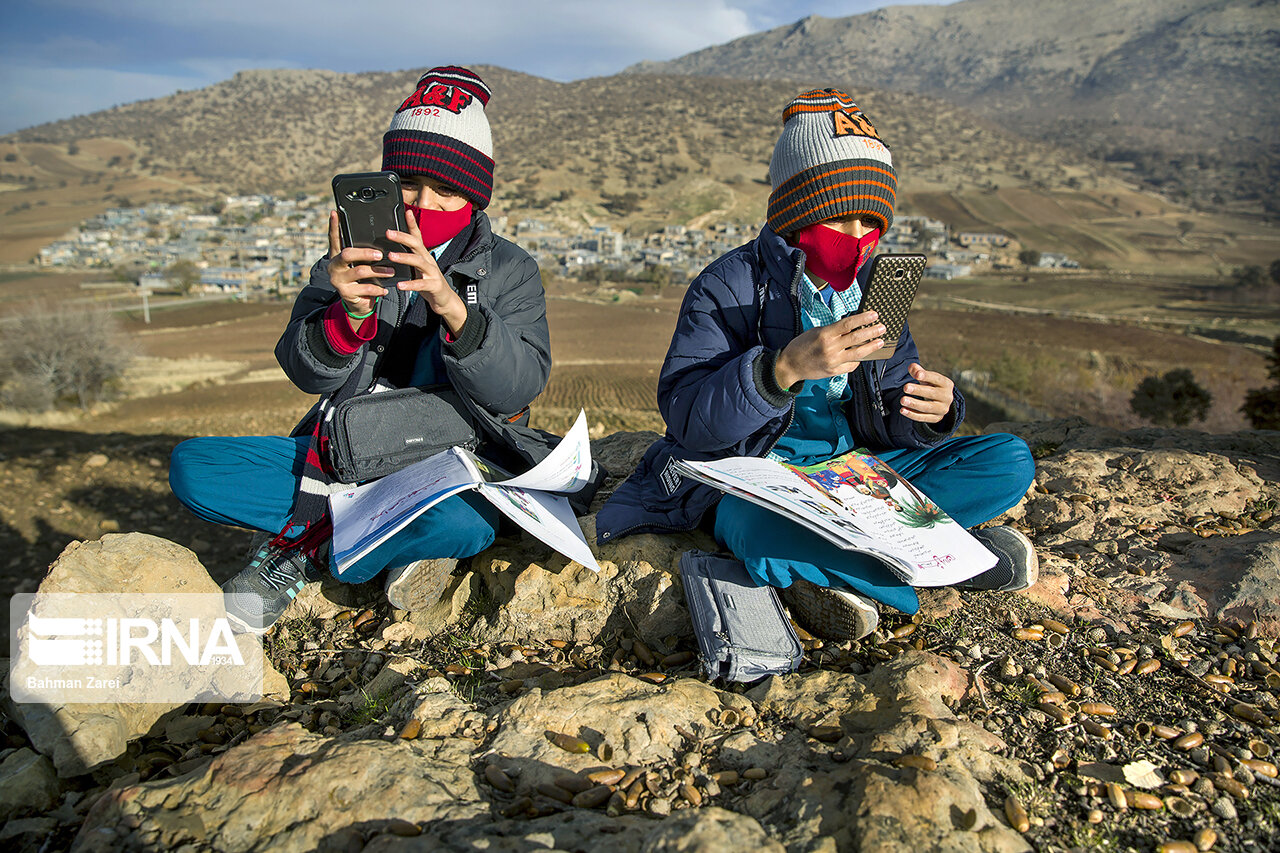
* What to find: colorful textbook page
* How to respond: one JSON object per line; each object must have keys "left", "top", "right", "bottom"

{"left": 329, "top": 410, "right": 599, "bottom": 574}
{"left": 674, "top": 450, "right": 994, "bottom": 587}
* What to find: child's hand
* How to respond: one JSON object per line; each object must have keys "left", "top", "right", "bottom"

{"left": 900, "top": 363, "right": 954, "bottom": 424}
{"left": 774, "top": 311, "right": 883, "bottom": 390}
{"left": 326, "top": 211, "right": 392, "bottom": 319}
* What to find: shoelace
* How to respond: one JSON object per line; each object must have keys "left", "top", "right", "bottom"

{"left": 258, "top": 557, "right": 303, "bottom": 591}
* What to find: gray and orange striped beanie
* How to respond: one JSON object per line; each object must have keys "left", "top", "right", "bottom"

{"left": 382, "top": 66, "right": 495, "bottom": 209}
{"left": 766, "top": 88, "right": 897, "bottom": 235}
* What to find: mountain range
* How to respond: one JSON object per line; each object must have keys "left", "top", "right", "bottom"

{"left": 1, "top": 0, "right": 1276, "bottom": 268}
{"left": 1, "top": 67, "right": 1131, "bottom": 231}
{"left": 629, "top": 0, "right": 1280, "bottom": 218}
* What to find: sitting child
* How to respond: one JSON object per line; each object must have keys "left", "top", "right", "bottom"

{"left": 596, "top": 88, "right": 1037, "bottom": 640}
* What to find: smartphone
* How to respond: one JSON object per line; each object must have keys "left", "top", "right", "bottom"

{"left": 331, "top": 171, "right": 413, "bottom": 284}
{"left": 856, "top": 253, "right": 926, "bottom": 360}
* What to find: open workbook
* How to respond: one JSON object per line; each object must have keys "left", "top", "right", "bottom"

{"left": 674, "top": 450, "right": 995, "bottom": 587}
{"left": 329, "top": 410, "right": 599, "bottom": 574}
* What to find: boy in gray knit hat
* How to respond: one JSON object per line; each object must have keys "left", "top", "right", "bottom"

{"left": 597, "top": 88, "right": 1038, "bottom": 641}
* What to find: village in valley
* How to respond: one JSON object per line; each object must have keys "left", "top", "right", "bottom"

{"left": 34, "top": 193, "right": 1078, "bottom": 302}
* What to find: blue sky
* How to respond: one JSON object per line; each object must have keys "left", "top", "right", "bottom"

{"left": 0, "top": 0, "right": 957, "bottom": 135}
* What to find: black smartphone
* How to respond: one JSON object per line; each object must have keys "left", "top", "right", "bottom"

{"left": 331, "top": 171, "right": 413, "bottom": 284}
{"left": 856, "top": 253, "right": 926, "bottom": 360}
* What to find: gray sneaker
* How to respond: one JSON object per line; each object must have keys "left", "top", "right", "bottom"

{"left": 384, "top": 558, "right": 457, "bottom": 611}
{"left": 222, "top": 541, "right": 323, "bottom": 634}
{"left": 781, "top": 578, "right": 879, "bottom": 641}
{"left": 960, "top": 526, "right": 1039, "bottom": 592}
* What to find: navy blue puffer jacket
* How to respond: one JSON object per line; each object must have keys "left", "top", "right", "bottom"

{"left": 595, "top": 224, "right": 964, "bottom": 544}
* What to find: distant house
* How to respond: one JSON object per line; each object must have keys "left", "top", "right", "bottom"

{"left": 1037, "top": 252, "right": 1079, "bottom": 269}
{"left": 924, "top": 263, "right": 971, "bottom": 280}
{"left": 957, "top": 232, "right": 1009, "bottom": 248}
{"left": 896, "top": 215, "right": 947, "bottom": 232}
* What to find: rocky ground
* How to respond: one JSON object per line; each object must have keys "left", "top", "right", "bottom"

{"left": 2, "top": 419, "right": 1279, "bottom": 852}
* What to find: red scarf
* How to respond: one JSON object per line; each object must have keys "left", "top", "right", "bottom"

{"left": 792, "top": 223, "right": 880, "bottom": 292}
{"left": 408, "top": 202, "right": 472, "bottom": 248}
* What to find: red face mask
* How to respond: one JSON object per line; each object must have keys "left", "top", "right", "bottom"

{"left": 792, "top": 222, "right": 881, "bottom": 292}
{"left": 407, "top": 202, "right": 472, "bottom": 249}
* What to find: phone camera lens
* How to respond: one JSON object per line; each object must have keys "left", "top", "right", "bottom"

{"left": 359, "top": 187, "right": 374, "bottom": 200}
{"left": 893, "top": 268, "right": 906, "bottom": 279}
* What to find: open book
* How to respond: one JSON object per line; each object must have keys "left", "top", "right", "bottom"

{"left": 674, "top": 450, "right": 995, "bottom": 587}
{"left": 329, "top": 410, "right": 599, "bottom": 575}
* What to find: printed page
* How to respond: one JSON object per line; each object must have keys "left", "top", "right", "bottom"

{"left": 494, "top": 409, "right": 593, "bottom": 493}
{"left": 329, "top": 448, "right": 479, "bottom": 574}
{"left": 477, "top": 483, "right": 601, "bottom": 572}
{"left": 676, "top": 454, "right": 993, "bottom": 586}
{"left": 676, "top": 456, "right": 906, "bottom": 564}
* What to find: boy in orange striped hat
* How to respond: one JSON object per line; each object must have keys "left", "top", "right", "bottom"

{"left": 597, "top": 88, "right": 1038, "bottom": 640}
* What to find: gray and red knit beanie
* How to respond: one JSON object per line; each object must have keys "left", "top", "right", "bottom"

{"left": 766, "top": 88, "right": 897, "bottom": 235}
{"left": 382, "top": 66, "right": 494, "bottom": 209}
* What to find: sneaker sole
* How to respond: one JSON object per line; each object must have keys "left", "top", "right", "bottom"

{"left": 385, "top": 558, "right": 458, "bottom": 611}
{"left": 781, "top": 580, "right": 879, "bottom": 641}
{"left": 981, "top": 527, "right": 1039, "bottom": 592}
{"left": 222, "top": 597, "right": 272, "bottom": 636}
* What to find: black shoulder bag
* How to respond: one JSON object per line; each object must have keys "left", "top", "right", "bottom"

{"left": 322, "top": 383, "right": 479, "bottom": 483}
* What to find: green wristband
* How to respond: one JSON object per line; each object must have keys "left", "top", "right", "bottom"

{"left": 343, "top": 299, "right": 377, "bottom": 320}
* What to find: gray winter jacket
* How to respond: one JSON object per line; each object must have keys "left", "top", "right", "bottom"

{"left": 276, "top": 211, "right": 574, "bottom": 479}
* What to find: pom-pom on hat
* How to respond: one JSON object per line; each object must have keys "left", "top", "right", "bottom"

{"left": 382, "top": 66, "right": 495, "bottom": 209}
{"left": 766, "top": 88, "right": 897, "bottom": 235}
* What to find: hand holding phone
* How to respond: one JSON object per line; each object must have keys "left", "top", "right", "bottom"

{"left": 773, "top": 310, "right": 887, "bottom": 389}
{"left": 331, "top": 171, "right": 414, "bottom": 284}
{"left": 855, "top": 253, "right": 926, "bottom": 361}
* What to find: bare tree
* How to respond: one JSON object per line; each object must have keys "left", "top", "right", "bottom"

{"left": 0, "top": 302, "right": 135, "bottom": 411}
{"left": 167, "top": 259, "right": 200, "bottom": 295}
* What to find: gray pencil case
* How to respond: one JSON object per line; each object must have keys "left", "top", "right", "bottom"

{"left": 678, "top": 550, "right": 803, "bottom": 683}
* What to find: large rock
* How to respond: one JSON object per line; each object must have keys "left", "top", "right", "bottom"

{"left": 74, "top": 724, "right": 486, "bottom": 853}
{"left": 469, "top": 516, "right": 715, "bottom": 646}
{"left": 356, "top": 807, "right": 781, "bottom": 853}
{"left": 629, "top": 808, "right": 786, "bottom": 852}
{"left": 488, "top": 672, "right": 749, "bottom": 788}
{"left": 1170, "top": 531, "right": 1280, "bottom": 633}
{"left": 995, "top": 420, "right": 1280, "bottom": 633}
{"left": 0, "top": 748, "right": 61, "bottom": 821}
{"left": 284, "top": 574, "right": 383, "bottom": 621}
{"left": 728, "top": 652, "right": 1029, "bottom": 853}
{"left": 5, "top": 534, "right": 286, "bottom": 776}
{"left": 590, "top": 430, "right": 661, "bottom": 507}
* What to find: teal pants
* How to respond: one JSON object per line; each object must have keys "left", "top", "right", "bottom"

{"left": 713, "top": 433, "right": 1035, "bottom": 615}
{"left": 168, "top": 435, "right": 500, "bottom": 583}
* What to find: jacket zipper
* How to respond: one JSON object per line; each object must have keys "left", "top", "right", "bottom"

{"left": 866, "top": 363, "right": 885, "bottom": 418}
{"left": 599, "top": 520, "right": 689, "bottom": 542}
{"left": 760, "top": 253, "right": 806, "bottom": 459}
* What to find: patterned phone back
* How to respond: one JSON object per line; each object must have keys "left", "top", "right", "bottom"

{"left": 858, "top": 253, "right": 925, "bottom": 360}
